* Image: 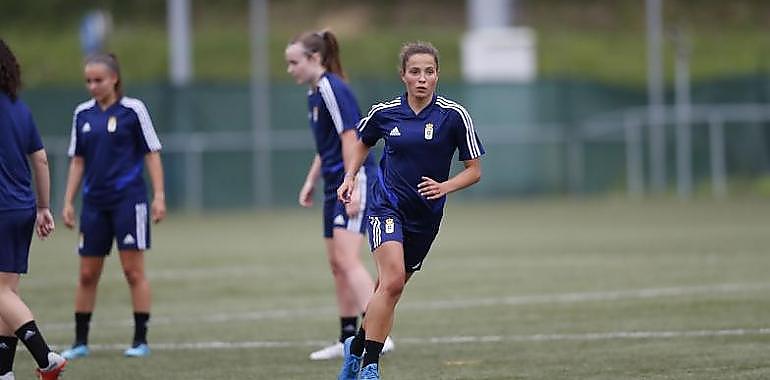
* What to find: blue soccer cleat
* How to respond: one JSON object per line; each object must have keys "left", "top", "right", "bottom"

{"left": 337, "top": 336, "right": 362, "bottom": 380}
{"left": 359, "top": 363, "right": 380, "bottom": 380}
{"left": 61, "top": 344, "right": 90, "bottom": 360}
{"left": 124, "top": 343, "right": 151, "bottom": 358}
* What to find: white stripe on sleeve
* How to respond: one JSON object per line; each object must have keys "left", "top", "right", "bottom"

{"left": 437, "top": 97, "right": 481, "bottom": 158}
{"left": 357, "top": 98, "right": 401, "bottom": 132}
{"left": 68, "top": 99, "right": 95, "bottom": 157}
{"left": 121, "top": 97, "right": 162, "bottom": 151}
{"left": 317, "top": 77, "right": 345, "bottom": 135}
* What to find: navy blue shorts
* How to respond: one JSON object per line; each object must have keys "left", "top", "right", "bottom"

{"left": 323, "top": 195, "right": 366, "bottom": 238}
{"left": 79, "top": 198, "right": 150, "bottom": 256}
{"left": 0, "top": 208, "right": 36, "bottom": 274}
{"left": 367, "top": 214, "right": 436, "bottom": 272}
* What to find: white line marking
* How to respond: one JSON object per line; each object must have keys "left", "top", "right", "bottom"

{"left": 40, "top": 283, "right": 770, "bottom": 331}
{"left": 53, "top": 328, "right": 770, "bottom": 352}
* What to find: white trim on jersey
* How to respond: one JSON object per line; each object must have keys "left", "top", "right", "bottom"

{"left": 357, "top": 98, "right": 401, "bottom": 132}
{"left": 68, "top": 99, "right": 96, "bottom": 157}
{"left": 120, "top": 97, "right": 162, "bottom": 151}
{"left": 436, "top": 96, "right": 481, "bottom": 158}
{"left": 135, "top": 202, "right": 148, "bottom": 250}
{"left": 346, "top": 170, "right": 368, "bottom": 233}
{"left": 317, "top": 77, "right": 346, "bottom": 135}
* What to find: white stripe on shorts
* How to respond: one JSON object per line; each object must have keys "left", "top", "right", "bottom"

{"left": 135, "top": 203, "right": 148, "bottom": 250}
{"left": 346, "top": 170, "right": 367, "bottom": 233}
{"left": 370, "top": 216, "right": 381, "bottom": 249}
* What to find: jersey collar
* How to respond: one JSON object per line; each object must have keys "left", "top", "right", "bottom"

{"left": 400, "top": 92, "right": 437, "bottom": 119}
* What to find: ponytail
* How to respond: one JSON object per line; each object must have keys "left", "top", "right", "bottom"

{"left": 290, "top": 29, "right": 347, "bottom": 80}
{"left": 319, "top": 31, "right": 345, "bottom": 80}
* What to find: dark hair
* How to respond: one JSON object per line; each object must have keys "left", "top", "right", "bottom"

{"left": 0, "top": 39, "right": 21, "bottom": 101}
{"left": 399, "top": 41, "right": 440, "bottom": 74}
{"left": 290, "top": 30, "right": 346, "bottom": 80}
{"left": 85, "top": 53, "right": 122, "bottom": 97}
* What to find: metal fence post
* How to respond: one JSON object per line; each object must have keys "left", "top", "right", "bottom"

{"left": 185, "top": 134, "right": 204, "bottom": 211}
{"left": 708, "top": 114, "right": 728, "bottom": 199}
{"left": 624, "top": 116, "right": 644, "bottom": 199}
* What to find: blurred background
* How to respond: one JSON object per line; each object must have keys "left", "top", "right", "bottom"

{"left": 4, "top": 2, "right": 770, "bottom": 379}
{"left": 4, "top": 0, "right": 770, "bottom": 211}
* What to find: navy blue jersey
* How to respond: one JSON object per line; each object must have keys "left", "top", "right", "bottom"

{"left": 0, "top": 93, "right": 44, "bottom": 211}
{"left": 358, "top": 94, "right": 484, "bottom": 233}
{"left": 307, "top": 72, "right": 375, "bottom": 195}
{"left": 68, "top": 97, "right": 162, "bottom": 207}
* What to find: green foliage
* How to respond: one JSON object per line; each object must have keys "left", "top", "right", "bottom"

{"left": 3, "top": 1, "right": 770, "bottom": 87}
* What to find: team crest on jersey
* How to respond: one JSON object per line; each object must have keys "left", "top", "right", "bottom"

{"left": 312, "top": 106, "right": 319, "bottom": 122}
{"left": 82, "top": 122, "right": 91, "bottom": 133}
{"left": 107, "top": 116, "right": 117, "bottom": 133}
{"left": 384, "top": 218, "right": 395, "bottom": 233}
{"left": 424, "top": 123, "right": 434, "bottom": 140}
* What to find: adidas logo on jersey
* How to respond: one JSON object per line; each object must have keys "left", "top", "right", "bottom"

{"left": 389, "top": 127, "right": 401, "bottom": 136}
{"left": 333, "top": 214, "right": 345, "bottom": 226}
{"left": 82, "top": 122, "right": 91, "bottom": 132}
{"left": 123, "top": 234, "right": 136, "bottom": 245}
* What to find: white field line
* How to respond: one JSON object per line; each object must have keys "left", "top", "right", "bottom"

{"left": 41, "top": 282, "right": 770, "bottom": 331}
{"left": 53, "top": 328, "right": 770, "bottom": 352}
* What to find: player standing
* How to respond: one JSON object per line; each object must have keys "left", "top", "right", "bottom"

{"left": 60, "top": 53, "right": 166, "bottom": 360}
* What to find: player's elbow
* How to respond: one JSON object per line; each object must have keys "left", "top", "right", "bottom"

{"left": 30, "top": 150, "right": 49, "bottom": 169}
{"left": 470, "top": 166, "right": 481, "bottom": 184}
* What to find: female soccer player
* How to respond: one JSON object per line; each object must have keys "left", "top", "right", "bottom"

{"left": 0, "top": 38, "right": 67, "bottom": 380}
{"left": 285, "top": 30, "right": 393, "bottom": 360}
{"left": 336, "top": 41, "right": 484, "bottom": 380}
{"left": 60, "top": 53, "right": 165, "bottom": 360}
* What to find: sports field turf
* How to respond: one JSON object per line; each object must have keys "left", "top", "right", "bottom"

{"left": 15, "top": 198, "right": 770, "bottom": 379}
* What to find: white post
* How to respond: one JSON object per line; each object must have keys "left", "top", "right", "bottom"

{"left": 185, "top": 135, "right": 204, "bottom": 211}
{"left": 167, "top": 0, "right": 192, "bottom": 86}
{"left": 646, "top": 0, "right": 666, "bottom": 193}
{"left": 625, "top": 116, "right": 645, "bottom": 199}
{"left": 674, "top": 27, "right": 692, "bottom": 199}
{"left": 250, "top": 0, "right": 272, "bottom": 206}
{"left": 708, "top": 114, "right": 728, "bottom": 199}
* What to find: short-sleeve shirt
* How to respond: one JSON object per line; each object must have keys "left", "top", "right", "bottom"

{"left": 357, "top": 94, "right": 485, "bottom": 233}
{"left": 308, "top": 72, "right": 375, "bottom": 196}
{"left": 0, "top": 93, "right": 44, "bottom": 211}
{"left": 68, "top": 96, "right": 162, "bottom": 207}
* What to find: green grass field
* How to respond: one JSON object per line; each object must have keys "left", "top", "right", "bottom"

{"left": 13, "top": 199, "right": 770, "bottom": 379}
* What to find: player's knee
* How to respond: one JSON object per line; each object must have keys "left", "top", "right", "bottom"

{"left": 78, "top": 270, "right": 100, "bottom": 288}
{"left": 380, "top": 273, "right": 405, "bottom": 299}
{"left": 328, "top": 254, "right": 356, "bottom": 276}
{"left": 122, "top": 268, "right": 145, "bottom": 287}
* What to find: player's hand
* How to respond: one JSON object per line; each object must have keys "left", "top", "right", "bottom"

{"left": 418, "top": 176, "right": 449, "bottom": 200}
{"left": 35, "top": 208, "right": 55, "bottom": 239}
{"left": 151, "top": 197, "right": 166, "bottom": 224}
{"left": 345, "top": 184, "right": 361, "bottom": 217}
{"left": 337, "top": 174, "right": 356, "bottom": 204}
{"left": 299, "top": 181, "right": 314, "bottom": 208}
{"left": 62, "top": 203, "right": 76, "bottom": 229}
